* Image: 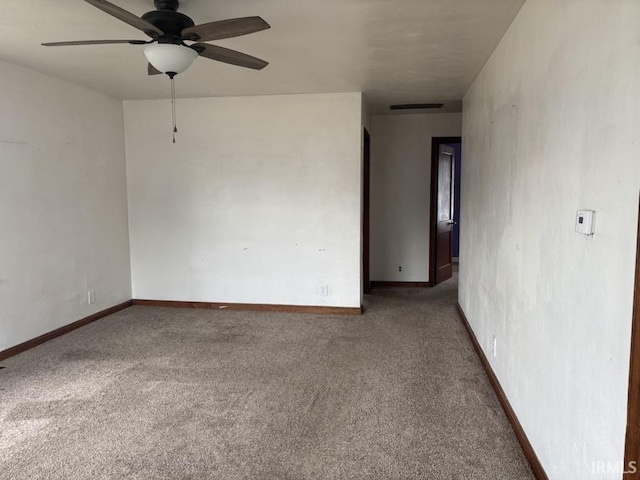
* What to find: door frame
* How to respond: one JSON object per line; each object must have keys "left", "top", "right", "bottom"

{"left": 362, "top": 128, "right": 371, "bottom": 294}
{"left": 429, "top": 136, "right": 461, "bottom": 286}
{"left": 624, "top": 197, "right": 640, "bottom": 478}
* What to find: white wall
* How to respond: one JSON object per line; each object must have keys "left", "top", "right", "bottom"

{"left": 125, "top": 93, "right": 362, "bottom": 308}
{"left": 460, "top": 1, "right": 640, "bottom": 478}
{"left": 0, "top": 61, "right": 131, "bottom": 352}
{"left": 370, "top": 113, "right": 461, "bottom": 282}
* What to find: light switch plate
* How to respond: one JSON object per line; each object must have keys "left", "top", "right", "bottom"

{"left": 576, "top": 210, "right": 595, "bottom": 235}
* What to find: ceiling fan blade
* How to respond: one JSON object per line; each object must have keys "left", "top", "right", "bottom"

{"left": 84, "top": 0, "right": 163, "bottom": 36}
{"left": 182, "top": 16, "right": 270, "bottom": 42}
{"left": 193, "top": 44, "right": 269, "bottom": 70}
{"left": 42, "top": 39, "right": 148, "bottom": 47}
{"left": 148, "top": 63, "right": 162, "bottom": 75}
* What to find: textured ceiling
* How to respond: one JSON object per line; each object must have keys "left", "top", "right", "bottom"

{"left": 0, "top": 0, "right": 525, "bottom": 113}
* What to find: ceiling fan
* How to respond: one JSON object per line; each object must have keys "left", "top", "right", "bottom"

{"left": 42, "top": 0, "right": 271, "bottom": 77}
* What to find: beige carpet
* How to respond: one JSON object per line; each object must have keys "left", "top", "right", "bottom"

{"left": 0, "top": 277, "right": 534, "bottom": 479}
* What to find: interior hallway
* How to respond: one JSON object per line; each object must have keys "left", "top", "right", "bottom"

{"left": 0, "top": 276, "right": 533, "bottom": 479}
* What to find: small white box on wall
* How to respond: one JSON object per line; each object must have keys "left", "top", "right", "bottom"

{"left": 575, "top": 210, "right": 595, "bottom": 235}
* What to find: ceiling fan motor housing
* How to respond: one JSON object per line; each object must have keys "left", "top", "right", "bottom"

{"left": 141, "top": 9, "right": 195, "bottom": 42}
{"left": 154, "top": 0, "right": 179, "bottom": 11}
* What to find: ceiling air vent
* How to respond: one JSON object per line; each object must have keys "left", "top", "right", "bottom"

{"left": 390, "top": 103, "right": 444, "bottom": 110}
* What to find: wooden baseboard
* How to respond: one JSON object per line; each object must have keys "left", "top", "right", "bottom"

{"left": 456, "top": 303, "right": 549, "bottom": 480}
{"left": 370, "top": 281, "right": 431, "bottom": 288}
{"left": 132, "top": 299, "right": 363, "bottom": 316}
{"left": 0, "top": 300, "right": 133, "bottom": 362}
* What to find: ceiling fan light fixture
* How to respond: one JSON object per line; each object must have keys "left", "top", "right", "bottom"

{"left": 143, "top": 43, "right": 198, "bottom": 75}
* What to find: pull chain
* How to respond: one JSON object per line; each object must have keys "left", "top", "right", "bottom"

{"left": 170, "top": 74, "right": 178, "bottom": 143}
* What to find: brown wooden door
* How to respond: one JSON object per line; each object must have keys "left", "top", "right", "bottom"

{"left": 434, "top": 144, "right": 455, "bottom": 284}
{"left": 624, "top": 197, "right": 640, "bottom": 479}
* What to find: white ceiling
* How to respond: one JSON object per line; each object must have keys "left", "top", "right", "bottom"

{"left": 0, "top": 0, "right": 525, "bottom": 113}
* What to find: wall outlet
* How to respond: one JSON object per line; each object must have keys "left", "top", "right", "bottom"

{"left": 319, "top": 285, "right": 329, "bottom": 296}
{"left": 87, "top": 290, "right": 96, "bottom": 305}
{"left": 398, "top": 265, "right": 402, "bottom": 272}
{"left": 491, "top": 335, "right": 497, "bottom": 357}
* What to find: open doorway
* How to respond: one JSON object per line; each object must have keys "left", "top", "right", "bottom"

{"left": 429, "top": 137, "right": 461, "bottom": 286}
{"left": 363, "top": 128, "right": 371, "bottom": 294}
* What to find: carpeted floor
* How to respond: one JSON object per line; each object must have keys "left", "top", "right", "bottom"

{"left": 0, "top": 276, "right": 534, "bottom": 479}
